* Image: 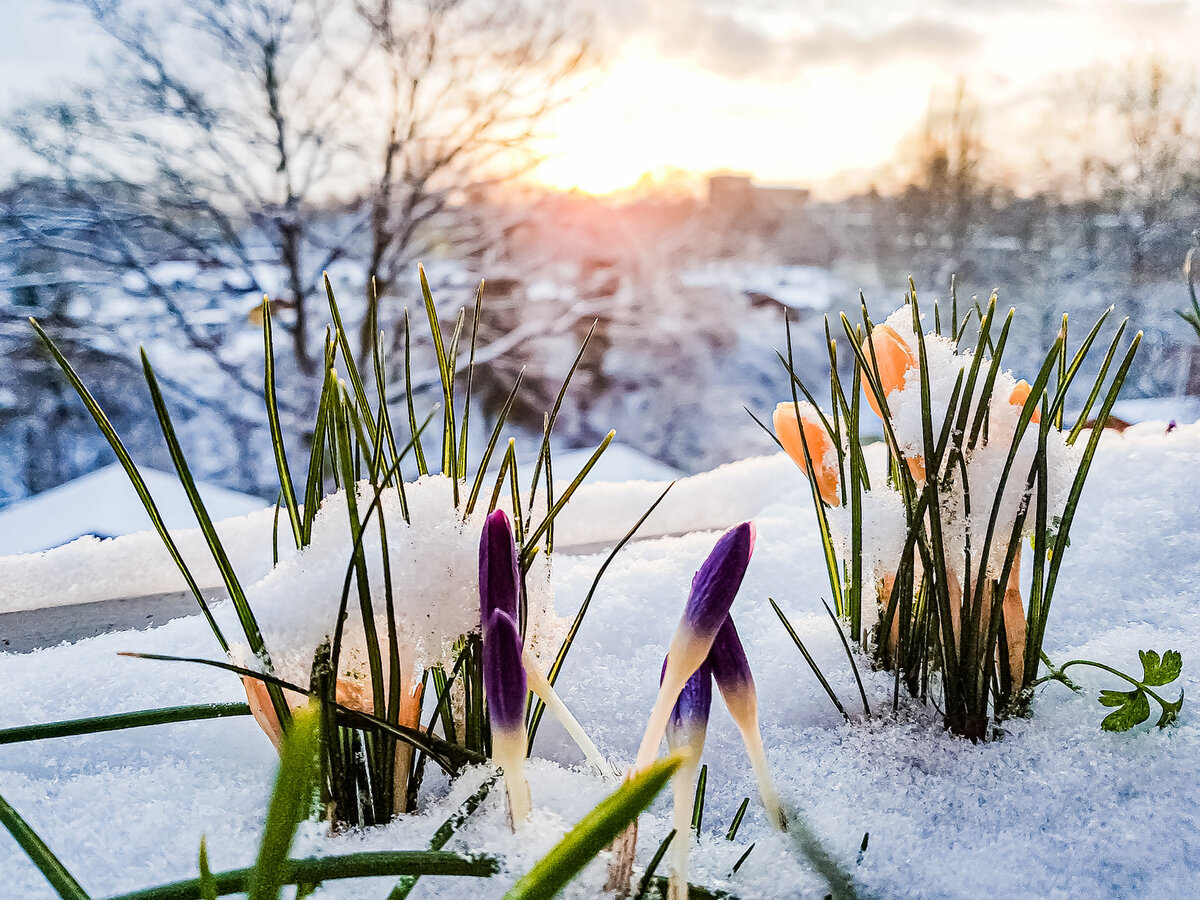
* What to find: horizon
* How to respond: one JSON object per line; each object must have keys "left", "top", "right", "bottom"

{"left": 3, "top": 2, "right": 1199, "bottom": 202}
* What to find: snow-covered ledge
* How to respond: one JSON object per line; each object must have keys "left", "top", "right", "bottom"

{"left": 0, "top": 454, "right": 800, "bottom": 617}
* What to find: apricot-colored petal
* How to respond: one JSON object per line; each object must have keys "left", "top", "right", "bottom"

{"left": 864, "top": 324, "right": 916, "bottom": 420}
{"left": 1009, "top": 379, "right": 1041, "bottom": 423}
{"left": 772, "top": 402, "right": 840, "bottom": 506}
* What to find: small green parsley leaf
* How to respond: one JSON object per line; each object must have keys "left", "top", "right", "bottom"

{"left": 1099, "top": 688, "right": 1151, "bottom": 732}
{"left": 1139, "top": 649, "right": 1183, "bottom": 687}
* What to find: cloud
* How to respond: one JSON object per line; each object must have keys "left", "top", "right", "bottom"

{"left": 642, "top": 2, "right": 983, "bottom": 79}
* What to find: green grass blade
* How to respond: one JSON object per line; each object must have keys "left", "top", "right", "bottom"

{"left": 457, "top": 281, "right": 486, "bottom": 475}
{"left": 502, "top": 753, "right": 684, "bottom": 900}
{"left": 783, "top": 803, "right": 863, "bottom": 900}
{"left": 247, "top": 703, "right": 321, "bottom": 900}
{"left": 417, "top": 264, "right": 458, "bottom": 481}
{"left": 372, "top": 329, "right": 409, "bottom": 520}
{"left": 0, "top": 703, "right": 250, "bottom": 745}
{"left": 465, "top": 368, "right": 526, "bottom": 515}
{"left": 1067, "top": 321, "right": 1129, "bottom": 445}
{"left": 771, "top": 599, "right": 850, "bottom": 721}
{"left": 261, "top": 298, "right": 302, "bottom": 549}
{"left": 1047, "top": 307, "right": 1111, "bottom": 426}
{"left": 138, "top": 352, "right": 280, "bottom": 715}
{"left": 119, "top": 652, "right": 479, "bottom": 774}
{"left": 28, "top": 318, "right": 228, "bottom": 654}
{"left": 403, "top": 309, "right": 430, "bottom": 476}
{"left": 329, "top": 396, "right": 387, "bottom": 723}
{"left": 105, "top": 852, "right": 498, "bottom": 900}
{"left": 691, "top": 764, "right": 708, "bottom": 832}
{"left": 526, "top": 321, "right": 596, "bottom": 531}
{"left": 388, "top": 775, "right": 498, "bottom": 899}
{"left": 528, "top": 481, "right": 675, "bottom": 749}
{"left": 198, "top": 838, "right": 217, "bottom": 900}
{"left": 633, "top": 830, "right": 675, "bottom": 900}
{"left": 0, "top": 792, "right": 92, "bottom": 900}
{"left": 521, "top": 430, "right": 614, "bottom": 569}
{"left": 324, "top": 274, "right": 378, "bottom": 451}
{"left": 1037, "top": 332, "right": 1141, "bottom": 653}
{"left": 726, "top": 798, "right": 750, "bottom": 840}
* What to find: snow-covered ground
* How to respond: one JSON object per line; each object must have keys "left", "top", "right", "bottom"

{"left": 1, "top": 420, "right": 1198, "bottom": 899}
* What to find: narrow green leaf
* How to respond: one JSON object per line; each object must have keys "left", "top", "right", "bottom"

{"left": 247, "top": 703, "right": 321, "bottom": 900}
{"left": 324, "top": 274, "right": 378, "bottom": 451}
{"left": 726, "top": 798, "right": 750, "bottom": 841}
{"left": 198, "top": 838, "right": 217, "bottom": 900}
{"left": 691, "top": 764, "right": 708, "bottom": 832}
{"left": 138, "top": 351, "right": 286, "bottom": 723}
{"left": 388, "top": 776, "right": 498, "bottom": 899}
{"left": 521, "top": 430, "right": 614, "bottom": 568}
{"left": 0, "top": 792, "right": 91, "bottom": 900}
{"left": 771, "top": 599, "right": 850, "bottom": 721}
{"left": 105, "top": 851, "right": 498, "bottom": 900}
{"left": 503, "top": 753, "right": 684, "bottom": 900}
{"left": 0, "top": 703, "right": 250, "bottom": 746}
{"left": 528, "top": 482, "right": 675, "bottom": 748}
{"left": 261, "top": 298, "right": 302, "bottom": 549}
{"left": 632, "top": 830, "right": 675, "bottom": 900}
{"left": 28, "top": 318, "right": 228, "bottom": 654}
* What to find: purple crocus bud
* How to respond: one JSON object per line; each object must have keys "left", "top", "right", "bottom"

{"left": 1167, "top": 419, "right": 1177, "bottom": 433}
{"left": 635, "top": 522, "right": 756, "bottom": 770}
{"left": 664, "top": 658, "right": 712, "bottom": 752}
{"left": 709, "top": 616, "right": 755, "bottom": 715}
{"left": 681, "top": 522, "right": 756, "bottom": 643}
{"left": 481, "top": 607, "right": 532, "bottom": 828}
{"left": 482, "top": 609, "right": 526, "bottom": 732}
{"left": 480, "top": 509, "right": 520, "bottom": 623}
{"left": 709, "top": 616, "right": 785, "bottom": 830}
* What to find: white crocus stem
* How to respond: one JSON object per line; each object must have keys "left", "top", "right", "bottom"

{"left": 522, "top": 649, "right": 613, "bottom": 778}
{"left": 740, "top": 728, "right": 785, "bottom": 831}
{"left": 669, "top": 755, "right": 700, "bottom": 900}
{"left": 491, "top": 729, "right": 531, "bottom": 829}
{"left": 722, "top": 689, "right": 785, "bottom": 830}
{"left": 635, "top": 635, "right": 709, "bottom": 770}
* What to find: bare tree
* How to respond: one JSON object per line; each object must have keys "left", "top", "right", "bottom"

{"left": 353, "top": 0, "right": 588, "bottom": 365}
{"left": 6, "top": 0, "right": 591, "bottom": 392}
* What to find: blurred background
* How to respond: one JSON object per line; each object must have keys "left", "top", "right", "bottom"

{"left": 1, "top": 0, "right": 1198, "bottom": 524}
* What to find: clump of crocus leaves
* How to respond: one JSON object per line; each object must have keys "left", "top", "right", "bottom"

{"left": 765, "top": 285, "right": 1181, "bottom": 739}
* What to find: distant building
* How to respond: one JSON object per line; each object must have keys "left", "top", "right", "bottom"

{"left": 707, "top": 175, "right": 810, "bottom": 223}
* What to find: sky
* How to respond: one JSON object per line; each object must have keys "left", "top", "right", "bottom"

{"left": 1, "top": 0, "right": 1198, "bottom": 198}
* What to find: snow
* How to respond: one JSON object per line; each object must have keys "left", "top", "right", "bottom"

{"left": 242, "top": 476, "right": 561, "bottom": 685}
{"left": 0, "top": 462, "right": 267, "bottom": 556}
{"left": 2, "top": 424, "right": 1198, "bottom": 899}
{"left": 553, "top": 442, "right": 683, "bottom": 486}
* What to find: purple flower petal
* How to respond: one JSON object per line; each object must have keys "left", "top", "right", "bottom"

{"left": 681, "top": 522, "right": 755, "bottom": 642}
{"left": 480, "top": 509, "right": 520, "bottom": 623}
{"left": 665, "top": 658, "right": 712, "bottom": 736}
{"left": 482, "top": 608, "right": 526, "bottom": 732}
{"left": 709, "top": 616, "right": 754, "bottom": 698}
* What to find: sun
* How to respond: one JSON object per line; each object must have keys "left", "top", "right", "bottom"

{"left": 528, "top": 50, "right": 948, "bottom": 197}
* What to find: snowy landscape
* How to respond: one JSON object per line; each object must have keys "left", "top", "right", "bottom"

{"left": 2, "top": 409, "right": 1198, "bottom": 897}
{"left": 3, "top": 2, "right": 1200, "bottom": 899}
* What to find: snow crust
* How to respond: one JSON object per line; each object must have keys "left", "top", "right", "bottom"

{"left": 1, "top": 422, "right": 1197, "bottom": 899}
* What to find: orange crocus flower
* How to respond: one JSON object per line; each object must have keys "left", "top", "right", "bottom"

{"left": 863, "top": 324, "right": 916, "bottom": 420}
{"left": 772, "top": 402, "right": 840, "bottom": 506}
{"left": 1009, "top": 380, "right": 1041, "bottom": 423}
